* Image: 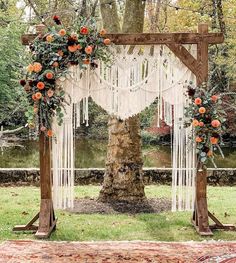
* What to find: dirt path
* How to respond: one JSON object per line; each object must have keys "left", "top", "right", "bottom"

{"left": 1, "top": 240, "right": 236, "bottom": 262}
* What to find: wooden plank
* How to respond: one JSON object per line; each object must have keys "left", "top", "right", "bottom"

{"left": 39, "top": 132, "right": 52, "bottom": 200}
{"left": 197, "top": 24, "right": 209, "bottom": 84}
{"left": 166, "top": 43, "right": 200, "bottom": 77}
{"left": 21, "top": 32, "right": 224, "bottom": 46}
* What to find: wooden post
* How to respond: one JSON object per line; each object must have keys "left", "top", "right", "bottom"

{"left": 35, "top": 132, "right": 56, "bottom": 238}
{"left": 13, "top": 23, "right": 56, "bottom": 239}
{"left": 13, "top": 132, "right": 56, "bottom": 238}
{"left": 192, "top": 24, "right": 236, "bottom": 235}
{"left": 192, "top": 23, "right": 213, "bottom": 236}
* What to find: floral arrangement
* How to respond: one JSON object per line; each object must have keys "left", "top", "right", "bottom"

{"left": 19, "top": 16, "right": 112, "bottom": 137}
{"left": 185, "top": 82, "right": 227, "bottom": 167}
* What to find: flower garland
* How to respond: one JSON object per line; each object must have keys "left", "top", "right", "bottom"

{"left": 185, "top": 82, "right": 227, "bottom": 167}
{"left": 20, "top": 16, "right": 112, "bottom": 137}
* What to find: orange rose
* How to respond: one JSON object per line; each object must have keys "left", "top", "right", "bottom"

{"left": 199, "top": 122, "right": 204, "bottom": 127}
{"left": 199, "top": 107, "right": 206, "bottom": 114}
{"left": 37, "top": 82, "right": 45, "bottom": 90}
{"left": 192, "top": 119, "right": 199, "bottom": 127}
{"left": 33, "top": 62, "right": 42, "bottom": 73}
{"left": 195, "top": 136, "right": 202, "bottom": 143}
{"left": 27, "top": 64, "right": 34, "bottom": 73}
{"left": 68, "top": 45, "right": 77, "bottom": 52}
{"left": 100, "top": 29, "right": 106, "bottom": 36}
{"left": 59, "top": 29, "right": 66, "bottom": 37}
{"left": 80, "top": 26, "right": 89, "bottom": 35}
{"left": 47, "top": 130, "right": 53, "bottom": 137}
{"left": 57, "top": 50, "right": 64, "bottom": 57}
{"left": 211, "top": 120, "right": 221, "bottom": 128}
{"left": 194, "top": 98, "right": 202, "bottom": 105}
{"left": 207, "top": 150, "right": 213, "bottom": 157}
{"left": 47, "top": 89, "right": 54, "bottom": 97}
{"left": 104, "top": 38, "right": 111, "bottom": 45}
{"left": 83, "top": 59, "right": 90, "bottom": 65}
{"left": 32, "top": 94, "right": 37, "bottom": 101}
{"left": 211, "top": 95, "right": 218, "bottom": 102}
{"left": 77, "top": 44, "right": 82, "bottom": 50}
{"left": 35, "top": 92, "right": 42, "bottom": 100}
{"left": 53, "top": 61, "right": 59, "bottom": 67}
{"left": 210, "top": 137, "right": 219, "bottom": 144}
{"left": 45, "top": 71, "right": 54, "bottom": 79}
{"left": 46, "top": 34, "right": 54, "bottom": 42}
{"left": 85, "top": 46, "right": 93, "bottom": 54}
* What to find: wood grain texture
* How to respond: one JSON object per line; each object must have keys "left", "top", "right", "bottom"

{"left": 21, "top": 32, "right": 224, "bottom": 46}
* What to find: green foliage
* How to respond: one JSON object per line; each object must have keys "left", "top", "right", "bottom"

{"left": 0, "top": 22, "right": 28, "bottom": 126}
{"left": 141, "top": 130, "right": 159, "bottom": 145}
{"left": 185, "top": 82, "right": 228, "bottom": 166}
{"left": 23, "top": 16, "right": 112, "bottom": 134}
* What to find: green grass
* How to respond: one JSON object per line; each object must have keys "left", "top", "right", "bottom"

{"left": 0, "top": 185, "right": 235, "bottom": 242}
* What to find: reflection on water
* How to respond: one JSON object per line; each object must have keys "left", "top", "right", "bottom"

{"left": 0, "top": 139, "right": 236, "bottom": 168}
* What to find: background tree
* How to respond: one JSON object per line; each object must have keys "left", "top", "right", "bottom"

{"left": 98, "top": 0, "right": 146, "bottom": 202}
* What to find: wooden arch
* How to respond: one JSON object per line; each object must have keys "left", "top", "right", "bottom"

{"left": 14, "top": 23, "right": 235, "bottom": 239}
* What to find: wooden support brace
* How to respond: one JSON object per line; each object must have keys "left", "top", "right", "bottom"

{"left": 13, "top": 133, "right": 56, "bottom": 239}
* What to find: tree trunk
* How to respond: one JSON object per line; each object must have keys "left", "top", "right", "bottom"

{"left": 98, "top": 0, "right": 146, "bottom": 202}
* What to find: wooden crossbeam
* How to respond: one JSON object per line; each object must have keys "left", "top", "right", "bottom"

{"left": 21, "top": 32, "right": 224, "bottom": 46}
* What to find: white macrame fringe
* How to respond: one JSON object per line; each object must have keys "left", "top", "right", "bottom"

{"left": 52, "top": 45, "right": 197, "bottom": 211}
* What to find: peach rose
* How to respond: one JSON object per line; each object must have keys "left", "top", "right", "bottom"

{"left": 59, "top": 29, "right": 66, "bottom": 37}
{"left": 45, "top": 71, "right": 54, "bottom": 79}
{"left": 46, "top": 34, "right": 54, "bottom": 42}
{"left": 33, "top": 62, "right": 42, "bottom": 73}
{"left": 100, "top": 29, "right": 106, "bottom": 36}
{"left": 104, "top": 38, "right": 111, "bottom": 45}
{"left": 85, "top": 46, "right": 93, "bottom": 54}
{"left": 47, "top": 89, "right": 54, "bottom": 98}
{"left": 77, "top": 44, "right": 82, "bottom": 50}
{"left": 27, "top": 64, "right": 34, "bottom": 73}
{"left": 192, "top": 119, "right": 199, "bottom": 127}
{"left": 211, "top": 120, "right": 221, "bottom": 128}
{"left": 199, "top": 107, "right": 206, "bottom": 114}
{"left": 199, "top": 122, "right": 204, "bottom": 127}
{"left": 35, "top": 92, "right": 42, "bottom": 100}
{"left": 211, "top": 95, "right": 218, "bottom": 102}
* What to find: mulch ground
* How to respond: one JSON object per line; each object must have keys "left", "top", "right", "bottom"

{"left": 1, "top": 240, "right": 236, "bottom": 263}
{"left": 69, "top": 197, "right": 171, "bottom": 214}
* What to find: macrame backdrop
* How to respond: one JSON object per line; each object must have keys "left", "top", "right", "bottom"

{"left": 52, "top": 45, "right": 197, "bottom": 211}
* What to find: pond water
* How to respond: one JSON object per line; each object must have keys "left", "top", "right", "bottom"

{"left": 0, "top": 139, "right": 236, "bottom": 168}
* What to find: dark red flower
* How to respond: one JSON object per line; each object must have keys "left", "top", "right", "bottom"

{"left": 187, "top": 87, "right": 195, "bottom": 97}
{"left": 53, "top": 15, "right": 61, "bottom": 25}
{"left": 28, "top": 80, "right": 34, "bottom": 87}
{"left": 20, "top": 79, "right": 26, "bottom": 86}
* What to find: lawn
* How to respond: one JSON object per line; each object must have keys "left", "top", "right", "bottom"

{"left": 0, "top": 185, "right": 235, "bottom": 242}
